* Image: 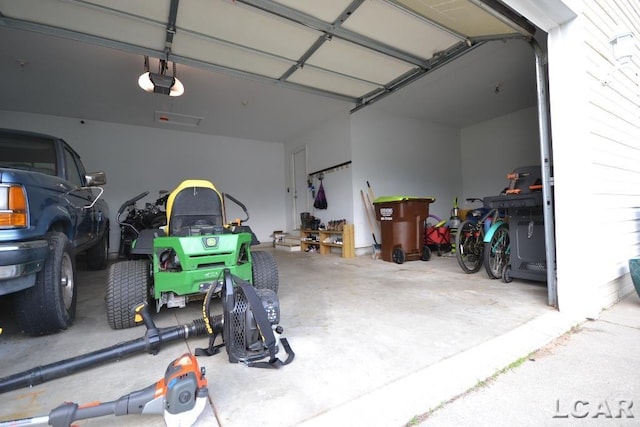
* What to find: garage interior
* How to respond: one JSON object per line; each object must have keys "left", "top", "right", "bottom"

{"left": 0, "top": 1, "right": 571, "bottom": 426}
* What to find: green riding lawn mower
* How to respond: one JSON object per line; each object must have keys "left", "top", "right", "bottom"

{"left": 105, "top": 179, "right": 289, "bottom": 367}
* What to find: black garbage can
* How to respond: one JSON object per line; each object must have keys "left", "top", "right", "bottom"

{"left": 373, "top": 196, "right": 435, "bottom": 264}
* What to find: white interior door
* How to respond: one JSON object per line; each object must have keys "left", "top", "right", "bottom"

{"left": 293, "top": 147, "right": 307, "bottom": 230}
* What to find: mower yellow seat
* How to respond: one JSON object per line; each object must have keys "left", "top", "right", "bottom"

{"left": 165, "top": 179, "right": 226, "bottom": 236}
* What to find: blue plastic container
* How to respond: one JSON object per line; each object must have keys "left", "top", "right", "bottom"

{"left": 628, "top": 258, "right": 640, "bottom": 297}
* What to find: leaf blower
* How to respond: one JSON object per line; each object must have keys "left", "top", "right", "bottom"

{"left": 196, "top": 268, "right": 294, "bottom": 368}
{"left": 0, "top": 353, "right": 208, "bottom": 427}
{"left": 0, "top": 269, "right": 294, "bottom": 395}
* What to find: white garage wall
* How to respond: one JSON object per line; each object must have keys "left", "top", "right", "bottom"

{"left": 286, "top": 109, "right": 463, "bottom": 251}
{"left": 350, "top": 108, "right": 462, "bottom": 249}
{"left": 284, "top": 112, "right": 352, "bottom": 232}
{"left": 3, "top": 105, "right": 539, "bottom": 260}
{"left": 0, "top": 110, "right": 286, "bottom": 251}
{"left": 285, "top": 106, "right": 543, "bottom": 253}
{"left": 460, "top": 106, "right": 540, "bottom": 204}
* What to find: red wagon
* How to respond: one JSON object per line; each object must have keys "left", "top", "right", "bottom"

{"left": 424, "top": 215, "right": 450, "bottom": 256}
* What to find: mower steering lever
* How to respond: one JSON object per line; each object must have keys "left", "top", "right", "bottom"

{"left": 117, "top": 191, "right": 150, "bottom": 216}
{"left": 223, "top": 192, "right": 250, "bottom": 223}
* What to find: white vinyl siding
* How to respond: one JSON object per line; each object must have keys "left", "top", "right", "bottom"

{"left": 544, "top": 0, "right": 639, "bottom": 316}
{"left": 584, "top": 0, "right": 640, "bottom": 307}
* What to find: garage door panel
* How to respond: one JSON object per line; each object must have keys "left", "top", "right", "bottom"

{"left": 307, "top": 38, "right": 415, "bottom": 85}
{"left": 287, "top": 67, "right": 381, "bottom": 98}
{"left": 176, "top": 0, "right": 321, "bottom": 61}
{"left": 0, "top": 0, "right": 538, "bottom": 108}
{"left": 395, "top": 0, "right": 521, "bottom": 37}
{"left": 273, "top": 0, "right": 354, "bottom": 23}
{"left": 341, "top": 0, "right": 463, "bottom": 59}
{"left": 0, "top": 0, "right": 166, "bottom": 50}
{"left": 172, "top": 32, "right": 293, "bottom": 79}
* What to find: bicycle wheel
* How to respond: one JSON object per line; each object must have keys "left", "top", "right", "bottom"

{"left": 455, "top": 220, "right": 484, "bottom": 273}
{"left": 484, "top": 222, "right": 510, "bottom": 279}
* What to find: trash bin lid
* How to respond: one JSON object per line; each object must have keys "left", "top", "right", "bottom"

{"left": 373, "top": 195, "right": 436, "bottom": 203}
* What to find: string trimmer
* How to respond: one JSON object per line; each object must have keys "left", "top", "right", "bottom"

{"left": 0, "top": 353, "right": 208, "bottom": 427}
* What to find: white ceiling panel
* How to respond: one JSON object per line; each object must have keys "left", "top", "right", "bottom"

{"left": 82, "top": 0, "right": 170, "bottom": 23}
{"left": 176, "top": 0, "right": 321, "bottom": 61}
{"left": 273, "top": 0, "right": 354, "bottom": 23}
{"left": 395, "top": 0, "right": 519, "bottom": 37}
{"left": 306, "top": 38, "right": 415, "bottom": 85}
{"left": 0, "top": 0, "right": 167, "bottom": 50}
{"left": 287, "top": 66, "right": 381, "bottom": 98}
{"left": 341, "top": 0, "right": 463, "bottom": 59}
{"left": 172, "top": 32, "right": 293, "bottom": 79}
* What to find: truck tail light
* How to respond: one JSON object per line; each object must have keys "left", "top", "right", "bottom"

{"left": 0, "top": 185, "right": 27, "bottom": 228}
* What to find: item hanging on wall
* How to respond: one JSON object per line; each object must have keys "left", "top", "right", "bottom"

{"left": 308, "top": 179, "right": 315, "bottom": 198}
{"left": 313, "top": 174, "right": 328, "bottom": 210}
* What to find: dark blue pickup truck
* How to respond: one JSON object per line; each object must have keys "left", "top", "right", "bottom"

{"left": 0, "top": 128, "right": 110, "bottom": 336}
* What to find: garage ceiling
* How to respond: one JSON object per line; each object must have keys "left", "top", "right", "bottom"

{"left": 0, "top": 0, "right": 540, "bottom": 142}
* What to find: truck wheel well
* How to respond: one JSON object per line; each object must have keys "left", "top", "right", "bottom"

{"left": 49, "top": 221, "right": 69, "bottom": 236}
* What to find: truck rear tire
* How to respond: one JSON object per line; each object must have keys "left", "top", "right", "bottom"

{"left": 106, "top": 260, "right": 150, "bottom": 329}
{"left": 14, "top": 232, "right": 77, "bottom": 336}
{"left": 252, "top": 250, "right": 279, "bottom": 293}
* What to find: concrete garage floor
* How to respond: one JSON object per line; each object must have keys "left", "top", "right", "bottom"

{"left": 0, "top": 248, "right": 579, "bottom": 427}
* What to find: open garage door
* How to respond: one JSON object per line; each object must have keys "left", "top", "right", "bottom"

{"left": 0, "top": 0, "right": 557, "bottom": 303}
{"left": 0, "top": 1, "right": 535, "bottom": 106}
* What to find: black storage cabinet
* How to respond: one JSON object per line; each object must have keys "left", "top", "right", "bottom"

{"left": 484, "top": 166, "right": 547, "bottom": 282}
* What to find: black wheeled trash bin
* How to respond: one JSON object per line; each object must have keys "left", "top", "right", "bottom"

{"left": 373, "top": 196, "right": 435, "bottom": 264}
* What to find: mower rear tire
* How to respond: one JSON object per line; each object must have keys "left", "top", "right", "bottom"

{"left": 106, "top": 260, "right": 150, "bottom": 329}
{"left": 252, "top": 250, "right": 279, "bottom": 294}
{"left": 14, "top": 232, "right": 77, "bottom": 336}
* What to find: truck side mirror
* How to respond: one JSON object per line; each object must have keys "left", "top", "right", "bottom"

{"left": 85, "top": 171, "right": 106, "bottom": 186}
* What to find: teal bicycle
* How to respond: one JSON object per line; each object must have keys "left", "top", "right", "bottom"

{"left": 455, "top": 198, "right": 509, "bottom": 278}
